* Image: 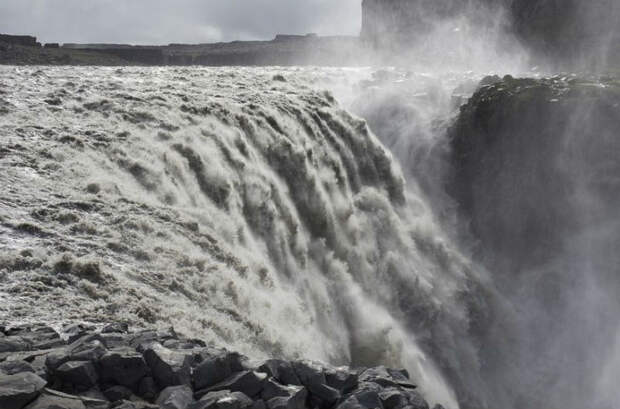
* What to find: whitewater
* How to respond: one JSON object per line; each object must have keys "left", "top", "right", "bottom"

{"left": 0, "top": 66, "right": 493, "bottom": 409}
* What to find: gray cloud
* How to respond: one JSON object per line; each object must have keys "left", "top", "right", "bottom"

{"left": 0, "top": 0, "right": 362, "bottom": 44}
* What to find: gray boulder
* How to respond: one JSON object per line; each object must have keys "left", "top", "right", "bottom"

{"left": 0, "top": 360, "right": 36, "bottom": 375}
{"left": 291, "top": 361, "right": 339, "bottom": 405}
{"left": 99, "top": 348, "right": 149, "bottom": 386}
{"left": 103, "top": 385, "right": 133, "bottom": 401}
{"left": 325, "top": 367, "right": 357, "bottom": 394}
{"left": 193, "top": 350, "right": 247, "bottom": 390}
{"left": 0, "top": 337, "right": 30, "bottom": 353}
{"left": 56, "top": 361, "right": 98, "bottom": 390}
{"left": 156, "top": 385, "right": 194, "bottom": 409}
{"left": 358, "top": 367, "right": 415, "bottom": 390}
{"left": 0, "top": 372, "right": 47, "bottom": 409}
{"left": 262, "top": 380, "right": 307, "bottom": 409}
{"left": 138, "top": 377, "right": 158, "bottom": 400}
{"left": 256, "top": 360, "right": 300, "bottom": 386}
{"left": 189, "top": 390, "right": 253, "bottom": 409}
{"left": 378, "top": 388, "right": 408, "bottom": 409}
{"left": 336, "top": 389, "right": 383, "bottom": 409}
{"left": 143, "top": 343, "right": 192, "bottom": 388}
{"left": 196, "top": 371, "right": 266, "bottom": 399}
{"left": 101, "top": 323, "right": 129, "bottom": 334}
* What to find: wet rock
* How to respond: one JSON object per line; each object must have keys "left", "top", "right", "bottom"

{"left": 138, "top": 377, "right": 158, "bottom": 400}
{"left": 63, "top": 324, "right": 96, "bottom": 344}
{"left": 193, "top": 351, "right": 247, "bottom": 390}
{"left": 113, "top": 401, "right": 159, "bottom": 409}
{"left": 45, "top": 338, "right": 107, "bottom": 372}
{"left": 156, "top": 385, "right": 194, "bottom": 409}
{"left": 102, "top": 323, "right": 129, "bottom": 334}
{"left": 261, "top": 380, "right": 307, "bottom": 409}
{"left": 378, "top": 388, "right": 408, "bottom": 409}
{"left": 358, "top": 367, "right": 415, "bottom": 390}
{"left": 0, "top": 372, "right": 47, "bottom": 409}
{"left": 56, "top": 361, "right": 98, "bottom": 390}
{"left": 256, "top": 360, "right": 300, "bottom": 386}
{"left": 400, "top": 390, "right": 428, "bottom": 409}
{"left": 143, "top": 343, "right": 192, "bottom": 388}
{"left": 100, "top": 333, "right": 128, "bottom": 349}
{"left": 325, "top": 367, "right": 357, "bottom": 394}
{"left": 189, "top": 390, "right": 253, "bottom": 409}
{"left": 291, "top": 361, "right": 339, "bottom": 405}
{"left": 336, "top": 389, "right": 383, "bottom": 409}
{"left": 129, "top": 329, "right": 178, "bottom": 352}
{"left": 0, "top": 360, "right": 36, "bottom": 375}
{"left": 100, "top": 348, "right": 149, "bottom": 386}
{"left": 24, "top": 389, "right": 87, "bottom": 409}
{"left": 196, "top": 371, "right": 266, "bottom": 399}
{"left": 103, "top": 385, "right": 133, "bottom": 401}
{"left": 0, "top": 337, "right": 30, "bottom": 353}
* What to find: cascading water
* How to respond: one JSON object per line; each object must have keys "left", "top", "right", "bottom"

{"left": 1, "top": 2, "right": 619, "bottom": 409}
{"left": 0, "top": 66, "right": 491, "bottom": 409}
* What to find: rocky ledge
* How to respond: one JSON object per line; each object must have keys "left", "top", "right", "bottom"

{"left": 0, "top": 323, "right": 442, "bottom": 409}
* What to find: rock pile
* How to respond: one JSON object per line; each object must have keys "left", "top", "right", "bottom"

{"left": 0, "top": 324, "right": 443, "bottom": 409}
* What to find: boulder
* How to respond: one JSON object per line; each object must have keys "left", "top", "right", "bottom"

{"left": 336, "top": 389, "right": 383, "bottom": 409}
{"left": 24, "top": 394, "right": 86, "bottom": 409}
{"left": 103, "top": 385, "right": 133, "bottom": 401}
{"left": 99, "top": 348, "right": 149, "bottom": 386}
{"left": 193, "top": 351, "right": 247, "bottom": 390}
{"left": 261, "top": 380, "right": 307, "bottom": 409}
{"left": 0, "top": 372, "right": 47, "bottom": 409}
{"left": 129, "top": 329, "right": 178, "bottom": 351}
{"left": 101, "top": 323, "right": 129, "bottom": 334}
{"left": 62, "top": 324, "right": 96, "bottom": 344}
{"left": 113, "top": 401, "right": 159, "bottom": 409}
{"left": 143, "top": 343, "right": 192, "bottom": 388}
{"left": 0, "top": 337, "right": 30, "bottom": 353}
{"left": 56, "top": 361, "right": 98, "bottom": 390}
{"left": 156, "top": 385, "right": 194, "bottom": 409}
{"left": 196, "top": 371, "right": 266, "bottom": 399}
{"left": 189, "top": 390, "right": 253, "bottom": 409}
{"left": 45, "top": 338, "right": 107, "bottom": 373}
{"left": 138, "top": 377, "right": 158, "bottom": 400}
{"left": 256, "top": 360, "right": 300, "bottom": 386}
{"left": 378, "top": 388, "right": 408, "bottom": 409}
{"left": 291, "top": 361, "right": 339, "bottom": 405}
{"left": 0, "top": 360, "right": 36, "bottom": 375}
{"left": 358, "top": 367, "right": 415, "bottom": 390}
{"left": 325, "top": 367, "right": 357, "bottom": 394}
{"left": 401, "top": 390, "right": 429, "bottom": 409}
{"left": 21, "top": 389, "right": 102, "bottom": 409}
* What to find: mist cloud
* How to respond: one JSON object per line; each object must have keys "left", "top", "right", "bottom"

{"left": 0, "top": 0, "right": 362, "bottom": 44}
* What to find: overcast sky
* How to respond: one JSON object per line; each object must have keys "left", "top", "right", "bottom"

{"left": 0, "top": 0, "right": 362, "bottom": 44}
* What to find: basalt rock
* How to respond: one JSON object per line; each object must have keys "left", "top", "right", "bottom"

{"left": 0, "top": 323, "right": 438, "bottom": 409}
{"left": 0, "top": 372, "right": 47, "bottom": 409}
{"left": 156, "top": 385, "right": 194, "bottom": 409}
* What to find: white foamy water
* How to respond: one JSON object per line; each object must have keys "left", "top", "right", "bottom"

{"left": 0, "top": 66, "right": 492, "bottom": 409}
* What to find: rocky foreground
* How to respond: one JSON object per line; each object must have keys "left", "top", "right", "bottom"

{"left": 0, "top": 323, "right": 443, "bottom": 409}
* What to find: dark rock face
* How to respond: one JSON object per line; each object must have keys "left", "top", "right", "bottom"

{"left": 449, "top": 76, "right": 620, "bottom": 273}
{"left": 0, "top": 372, "right": 47, "bottom": 409}
{"left": 448, "top": 75, "right": 620, "bottom": 408}
{"left": 0, "top": 323, "right": 438, "bottom": 409}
